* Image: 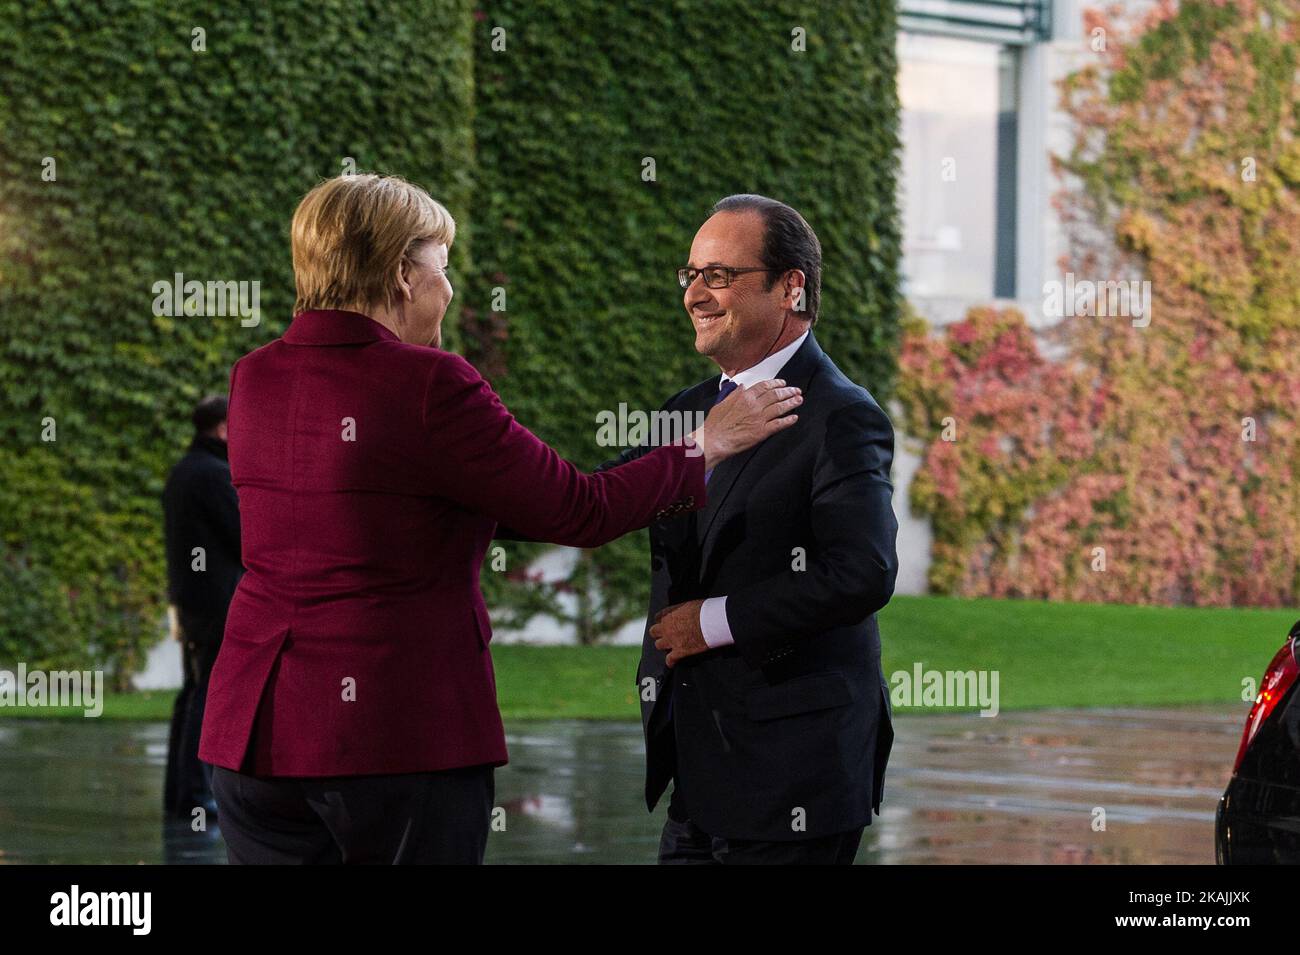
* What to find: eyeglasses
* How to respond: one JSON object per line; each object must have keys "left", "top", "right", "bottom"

{"left": 677, "top": 265, "right": 782, "bottom": 290}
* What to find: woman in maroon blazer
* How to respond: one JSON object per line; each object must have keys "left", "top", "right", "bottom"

{"left": 198, "top": 174, "right": 802, "bottom": 864}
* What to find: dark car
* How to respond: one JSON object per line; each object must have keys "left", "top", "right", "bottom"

{"left": 1216, "top": 621, "right": 1300, "bottom": 863}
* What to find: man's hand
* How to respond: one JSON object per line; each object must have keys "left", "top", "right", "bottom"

{"left": 650, "top": 599, "right": 709, "bottom": 667}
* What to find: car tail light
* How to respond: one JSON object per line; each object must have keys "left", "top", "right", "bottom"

{"left": 1232, "top": 629, "right": 1300, "bottom": 773}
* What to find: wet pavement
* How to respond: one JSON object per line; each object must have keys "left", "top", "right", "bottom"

{"left": 0, "top": 706, "right": 1244, "bottom": 864}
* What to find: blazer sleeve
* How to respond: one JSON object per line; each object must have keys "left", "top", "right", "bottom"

{"left": 724, "top": 399, "right": 900, "bottom": 669}
{"left": 493, "top": 386, "right": 691, "bottom": 542}
{"left": 591, "top": 386, "right": 692, "bottom": 473}
{"left": 423, "top": 353, "right": 706, "bottom": 548}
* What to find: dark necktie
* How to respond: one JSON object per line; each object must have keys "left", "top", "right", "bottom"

{"left": 704, "top": 379, "right": 739, "bottom": 483}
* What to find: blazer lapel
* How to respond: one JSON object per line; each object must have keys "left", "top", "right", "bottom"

{"left": 658, "top": 379, "right": 718, "bottom": 602}
{"left": 694, "top": 332, "right": 826, "bottom": 580}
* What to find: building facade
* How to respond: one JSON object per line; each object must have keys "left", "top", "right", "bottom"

{"left": 891, "top": 0, "right": 1151, "bottom": 592}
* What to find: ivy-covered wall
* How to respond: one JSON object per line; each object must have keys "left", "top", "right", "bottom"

{"left": 897, "top": 0, "right": 1300, "bottom": 607}
{"left": 0, "top": 0, "right": 475, "bottom": 682}
{"left": 0, "top": 0, "right": 902, "bottom": 674}
{"left": 467, "top": 1, "right": 902, "bottom": 633}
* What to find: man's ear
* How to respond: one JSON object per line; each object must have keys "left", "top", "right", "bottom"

{"left": 784, "top": 269, "right": 807, "bottom": 315}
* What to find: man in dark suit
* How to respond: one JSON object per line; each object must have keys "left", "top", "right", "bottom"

{"left": 162, "top": 394, "right": 243, "bottom": 819}
{"left": 603, "top": 195, "right": 899, "bottom": 864}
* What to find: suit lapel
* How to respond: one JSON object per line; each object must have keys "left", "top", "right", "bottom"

{"left": 656, "top": 379, "right": 719, "bottom": 600}
{"left": 694, "top": 332, "right": 826, "bottom": 580}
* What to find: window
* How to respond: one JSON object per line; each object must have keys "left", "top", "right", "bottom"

{"left": 897, "top": 33, "right": 1020, "bottom": 300}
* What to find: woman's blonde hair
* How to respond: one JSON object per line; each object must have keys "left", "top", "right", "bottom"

{"left": 290, "top": 173, "right": 455, "bottom": 314}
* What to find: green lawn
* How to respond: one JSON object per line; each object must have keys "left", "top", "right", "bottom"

{"left": 1, "top": 595, "right": 1293, "bottom": 721}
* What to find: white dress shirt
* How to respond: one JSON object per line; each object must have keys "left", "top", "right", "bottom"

{"left": 698, "top": 330, "right": 809, "bottom": 648}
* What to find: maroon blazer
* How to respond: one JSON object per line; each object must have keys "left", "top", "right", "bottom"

{"left": 199, "top": 309, "right": 705, "bottom": 777}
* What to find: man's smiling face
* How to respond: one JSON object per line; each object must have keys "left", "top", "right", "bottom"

{"left": 683, "top": 211, "right": 787, "bottom": 375}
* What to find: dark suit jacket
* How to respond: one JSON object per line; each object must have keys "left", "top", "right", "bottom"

{"left": 602, "top": 331, "right": 898, "bottom": 840}
{"left": 162, "top": 434, "right": 244, "bottom": 624}
{"left": 199, "top": 309, "right": 705, "bottom": 777}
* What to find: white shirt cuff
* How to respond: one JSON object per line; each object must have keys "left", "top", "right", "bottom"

{"left": 699, "top": 596, "right": 735, "bottom": 648}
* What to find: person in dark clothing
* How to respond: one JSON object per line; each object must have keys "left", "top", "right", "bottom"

{"left": 162, "top": 604, "right": 196, "bottom": 816}
{"left": 607, "top": 196, "right": 899, "bottom": 864}
{"left": 162, "top": 394, "right": 243, "bottom": 820}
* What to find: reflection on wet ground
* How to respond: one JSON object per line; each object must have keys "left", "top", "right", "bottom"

{"left": 0, "top": 706, "right": 1242, "bottom": 864}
